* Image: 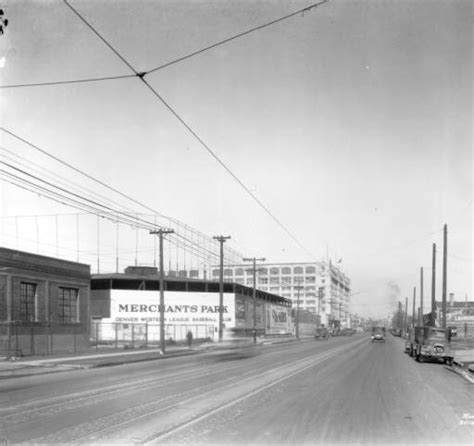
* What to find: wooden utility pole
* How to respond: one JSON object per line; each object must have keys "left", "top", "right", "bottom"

{"left": 431, "top": 243, "right": 436, "bottom": 327}
{"left": 294, "top": 279, "right": 304, "bottom": 340}
{"left": 442, "top": 224, "right": 447, "bottom": 329}
{"left": 213, "top": 235, "right": 231, "bottom": 341}
{"left": 404, "top": 297, "right": 408, "bottom": 334}
{"left": 243, "top": 257, "right": 265, "bottom": 343}
{"left": 420, "top": 267, "right": 424, "bottom": 326}
{"left": 412, "top": 287, "right": 416, "bottom": 328}
{"left": 150, "top": 228, "right": 174, "bottom": 353}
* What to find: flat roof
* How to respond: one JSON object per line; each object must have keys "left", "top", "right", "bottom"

{"left": 91, "top": 273, "right": 292, "bottom": 307}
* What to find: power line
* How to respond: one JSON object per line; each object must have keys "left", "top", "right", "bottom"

{"left": 61, "top": 1, "right": 318, "bottom": 261}
{"left": 0, "top": 74, "right": 135, "bottom": 89}
{"left": 1, "top": 1, "right": 328, "bottom": 90}
{"left": 0, "top": 128, "right": 240, "bottom": 262}
{"left": 145, "top": 1, "right": 329, "bottom": 75}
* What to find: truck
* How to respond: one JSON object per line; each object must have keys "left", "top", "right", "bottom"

{"left": 414, "top": 326, "right": 453, "bottom": 365}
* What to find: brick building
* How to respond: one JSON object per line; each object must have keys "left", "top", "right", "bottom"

{"left": 0, "top": 248, "right": 90, "bottom": 356}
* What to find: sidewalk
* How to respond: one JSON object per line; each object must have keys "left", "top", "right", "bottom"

{"left": 0, "top": 346, "right": 197, "bottom": 379}
{"left": 0, "top": 335, "right": 301, "bottom": 380}
{"left": 447, "top": 348, "right": 474, "bottom": 384}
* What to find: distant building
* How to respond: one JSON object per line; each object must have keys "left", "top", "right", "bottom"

{"left": 0, "top": 247, "right": 91, "bottom": 356}
{"left": 435, "top": 294, "right": 474, "bottom": 336}
{"left": 209, "top": 261, "right": 351, "bottom": 328}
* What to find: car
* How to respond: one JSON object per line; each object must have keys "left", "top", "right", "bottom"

{"left": 371, "top": 326, "right": 386, "bottom": 342}
{"left": 314, "top": 327, "right": 330, "bottom": 340}
{"left": 203, "top": 328, "right": 261, "bottom": 360}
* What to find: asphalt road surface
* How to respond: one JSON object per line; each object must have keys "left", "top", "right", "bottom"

{"left": 0, "top": 334, "right": 472, "bottom": 445}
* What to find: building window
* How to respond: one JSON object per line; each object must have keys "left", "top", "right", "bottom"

{"left": 270, "top": 267, "right": 279, "bottom": 275}
{"left": 223, "top": 269, "right": 233, "bottom": 277}
{"left": 294, "top": 266, "right": 303, "bottom": 274}
{"left": 212, "top": 269, "right": 219, "bottom": 277}
{"left": 281, "top": 276, "right": 291, "bottom": 284}
{"left": 306, "top": 276, "right": 316, "bottom": 283}
{"left": 305, "top": 266, "right": 316, "bottom": 274}
{"left": 259, "top": 268, "right": 268, "bottom": 275}
{"left": 235, "top": 268, "right": 244, "bottom": 276}
{"left": 246, "top": 278, "right": 254, "bottom": 286}
{"left": 259, "top": 277, "right": 268, "bottom": 285}
{"left": 270, "top": 277, "right": 280, "bottom": 285}
{"left": 20, "top": 282, "right": 36, "bottom": 322}
{"left": 59, "top": 287, "right": 79, "bottom": 323}
{"left": 281, "top": 267, "right": 291, "bottom": 275}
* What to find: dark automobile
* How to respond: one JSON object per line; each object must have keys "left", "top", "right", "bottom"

{"left": 314, "top": 327, "right": 330, "bottom": 340}
{"left": 371, "top": 326, "right": 386, "bottom": 342}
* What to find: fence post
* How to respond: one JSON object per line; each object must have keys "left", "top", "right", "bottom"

{"left": 15, "top": 323, "right": 19, "bottom": 356}
{"left": 145, "top": 322, "right": 148, "bottom": 348}
{"left": 73, "top": 325, "right": 77, "bottom": 355}
{"left": 131, "top": 323, "right": 135, "bottom": 349}
{"left": 31, "top": 325, "right": 35, "bottom": 356}
{"left": 115, "top": 322, "right": 118, "bottom": 350}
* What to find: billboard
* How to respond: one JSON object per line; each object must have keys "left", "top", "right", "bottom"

{"left": 108, "top": 290, "right": 236, "bottom": 328}
{"left": 266, "top": 304, "right": 292, "bottom": 334}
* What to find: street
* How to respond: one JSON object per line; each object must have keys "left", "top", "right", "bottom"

{"left": 0, "top": 334, "right": 472, "bottom": 445}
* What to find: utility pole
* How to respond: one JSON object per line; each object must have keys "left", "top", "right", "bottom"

{"left": 150, "top": 228, "right": 174, "bottom": 353}
{"left": 412, "top": 286, "right": 416, "bottom": 328}
{"left": 420, "top": 267, "right": 424, "bottom": 327}
{"left": 213, "top": 235, "right": 231, "bottom": 341}
{"left": 404, "top": 297, "right": 408, "bottom": 334}
{"left": 442, "top": 224, "right": 447, "bottom": 329}
{"left": 431, "top": 243, "right": 436, "bottom": 327}
{"left": 294, "top": 279, "right": 304, "bottom": 340}
{"left": 243, "top": 257, "right": 265, "bottom": 343}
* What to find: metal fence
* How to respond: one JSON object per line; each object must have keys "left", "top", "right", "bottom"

{"left": 89, "top": 321, "right": 216, "bottom": 350}
{"left": 0, "top": 321, "right": 86, "bottom": 357}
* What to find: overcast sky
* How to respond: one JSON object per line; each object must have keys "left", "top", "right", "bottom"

{"left": 0, "top": 0, "right": 472, "bottom": 318}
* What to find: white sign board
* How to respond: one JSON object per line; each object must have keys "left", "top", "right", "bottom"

{"left": 108, "top": 289, "right": 236, "bottom": 328}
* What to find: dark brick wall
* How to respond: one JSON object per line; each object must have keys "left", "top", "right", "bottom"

{"left": 0, "top": 248, "right": 91, "bottom": 355}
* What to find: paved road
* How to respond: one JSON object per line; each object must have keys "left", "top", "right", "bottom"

{"left": 0, "top": 335, "right": 472, "bottom": 445}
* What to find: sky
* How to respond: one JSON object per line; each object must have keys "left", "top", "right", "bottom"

{"left": 0, "top": 0, "right": 472, "bottom": 319}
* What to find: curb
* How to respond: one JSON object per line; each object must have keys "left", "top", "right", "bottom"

{"left": 0, "top": 349, "right": 199, "bottom": 379}
{"left": 444, "top": 365, "right": 474, "bottom": 384}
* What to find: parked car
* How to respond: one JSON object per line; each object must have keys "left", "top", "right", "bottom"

{"left": 314, "top": 327, "right": 330, "bottom": 340}
{"left": 414, "top": 326, "right": 453, "bottom": 364}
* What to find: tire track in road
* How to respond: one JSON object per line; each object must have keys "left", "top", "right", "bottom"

{"left": 57, "top": 337, "right": 366, "bottom": 445}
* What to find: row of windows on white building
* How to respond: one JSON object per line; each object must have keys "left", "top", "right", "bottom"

{"left": 212, "top": 265, "right": 323, "bottom": 277}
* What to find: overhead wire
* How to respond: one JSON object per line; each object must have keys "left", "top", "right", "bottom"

{"left": 0, "top": 74, "right": 136, "bottom": 89}
{"left": 0, "top": 163, "right": 222, "bottom": 263}
{"left": 61, "top": 0, "right": 319, "bottom": 261}
{"left": 0, "top": 129, "right": 241, "bottom": 263}
{"left": 0, "top": 1, "right": 328, "bottom": 89}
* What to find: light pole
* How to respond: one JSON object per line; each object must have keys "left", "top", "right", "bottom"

{"left": 150, "top": 228, "right": 174, "bottom": 353}
{"left": 294, "top": 279, "right": 304, "bottom": 339}
{"left": 243, "top": 257, "right": 265, "bottom": 343}
{"left": 213, "top": 235, "right": 231, "bottom": 341}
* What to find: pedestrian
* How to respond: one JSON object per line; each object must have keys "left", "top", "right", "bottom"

{"left": 186, "top": 330, "right": 193, "bottom": 348}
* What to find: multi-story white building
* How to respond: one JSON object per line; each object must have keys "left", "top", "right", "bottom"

{"left": 210, "top": 261, "right": 351, "bottom": 329}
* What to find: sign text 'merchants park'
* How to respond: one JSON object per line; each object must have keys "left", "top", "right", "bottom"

{"left": 118, "top": 304, "right": 229, "bottom": 314}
